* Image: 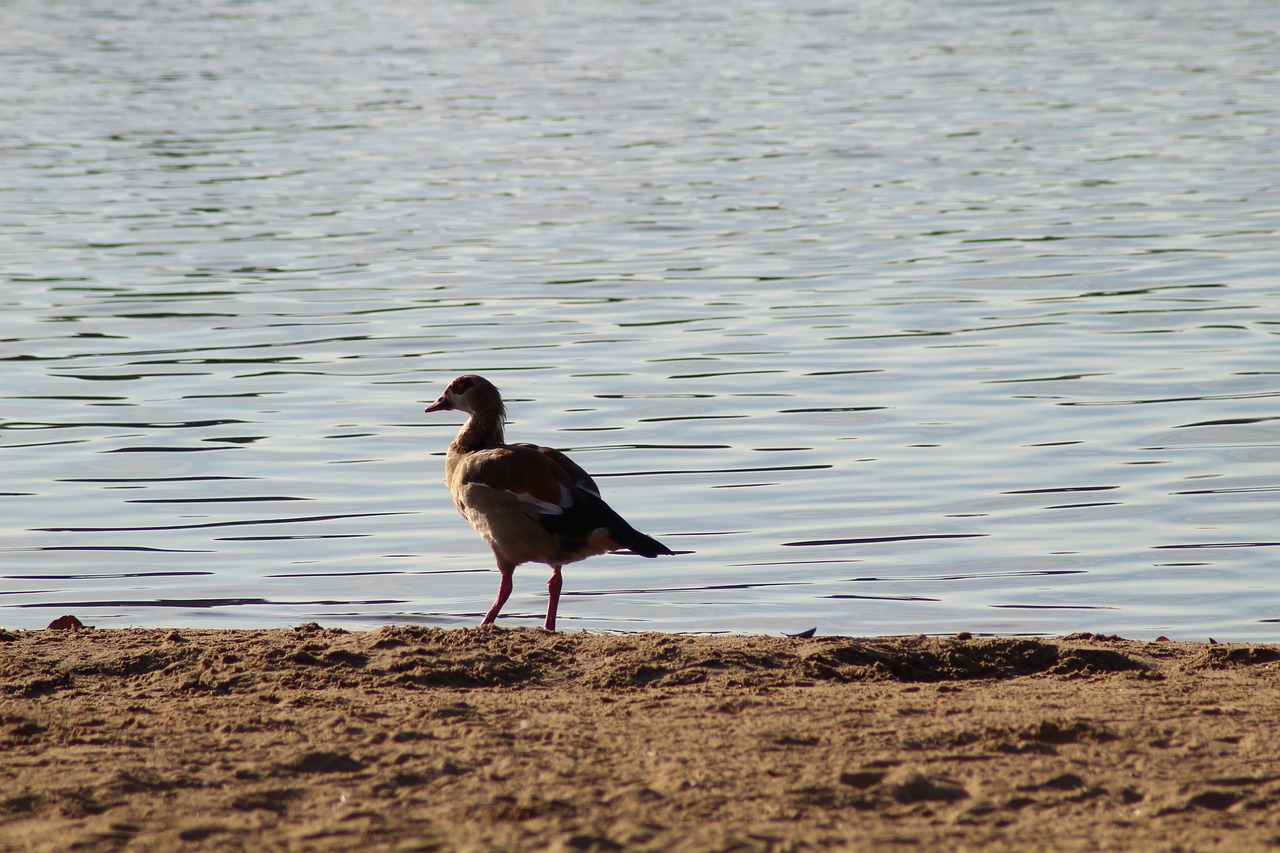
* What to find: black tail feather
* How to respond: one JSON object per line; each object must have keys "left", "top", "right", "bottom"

{"left": 610, "top": 524, "right": 674, "bottom": 558}
{"left": 541, "top": 485, "right": 674, "bottom": 558}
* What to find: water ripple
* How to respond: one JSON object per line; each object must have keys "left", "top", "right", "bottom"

{"left": 36, "top": 512, "right": 412, "bottom": 533}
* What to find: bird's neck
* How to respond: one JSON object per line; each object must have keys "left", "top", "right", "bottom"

{"left": 452, "top": 408, "right": 505, "bottom": 452}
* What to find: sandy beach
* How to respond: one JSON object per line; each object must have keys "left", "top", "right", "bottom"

{"left": 2, "top": 623, "right": 1279, "bottom": 851}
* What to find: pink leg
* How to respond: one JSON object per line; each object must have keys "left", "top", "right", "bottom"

{"left": 481, "top": 564, "right": 514, "bottom": 627}
{"left": 543, "top": 566, "right": 563, "bottom": 632}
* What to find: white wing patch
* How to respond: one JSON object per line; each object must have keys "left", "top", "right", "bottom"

{"left": 505, "top": 482, "right": 573, "bottom": 516}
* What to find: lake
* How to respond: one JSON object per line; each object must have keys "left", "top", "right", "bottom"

{"left": 3, "top": 0, "right": 1278, "bottom": 639}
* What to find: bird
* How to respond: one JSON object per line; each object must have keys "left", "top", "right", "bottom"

{"left": 425, "top": 374, "right": 674, "bottom": 631}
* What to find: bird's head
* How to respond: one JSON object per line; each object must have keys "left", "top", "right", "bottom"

{"left": 425, "top": 374, "right": 505, "bottom": 420}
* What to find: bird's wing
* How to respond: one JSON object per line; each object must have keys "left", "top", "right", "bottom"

{"left": 508, "top": 444, "right": 670, "bottom": 557}
{"left": 456, "top": 444, "right": 669, "bottom": 558}
{"left": 510, "top": 442, "right": 602, "bottom": 497}
{"left": 455, "top": 445, "right": 577, "bottom": 516}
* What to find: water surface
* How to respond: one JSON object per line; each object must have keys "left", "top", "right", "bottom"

{"left": 3, "top": 0, "right": 1278, "bottom": 638}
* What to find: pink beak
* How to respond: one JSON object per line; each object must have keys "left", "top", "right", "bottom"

{"left": 424, "top": 394, "right": 453, "bottom": 413}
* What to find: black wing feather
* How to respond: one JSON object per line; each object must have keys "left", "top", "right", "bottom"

{"left": 538, "top": 484, "right": 673, "bottom": 558}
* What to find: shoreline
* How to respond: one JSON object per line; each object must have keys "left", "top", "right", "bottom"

{"left": 3, "top": 626, "right": 1279, "bottom": 850}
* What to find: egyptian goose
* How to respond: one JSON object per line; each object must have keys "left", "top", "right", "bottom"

{"left": 425, "top": 375, "right": 674, "bottom": 631}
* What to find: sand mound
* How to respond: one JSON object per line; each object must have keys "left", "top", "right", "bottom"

{"left": 3, "top": 626, "right": 1279, "bottom": 850}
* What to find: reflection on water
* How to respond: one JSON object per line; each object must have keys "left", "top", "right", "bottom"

{"left": 2, "top": 0, "right": 1278, "bottom": 638}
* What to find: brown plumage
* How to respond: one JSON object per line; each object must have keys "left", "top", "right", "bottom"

{"left": 425, "top": 375, "right": 674, "bottom": 631}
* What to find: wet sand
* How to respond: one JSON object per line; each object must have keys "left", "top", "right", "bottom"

{"left": 2, "top": 624, "right": 1279, "bottom": 851}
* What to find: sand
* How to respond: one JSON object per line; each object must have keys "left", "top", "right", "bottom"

{"left": 2, "top": 622, "right": 1279, "bottom": 851}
